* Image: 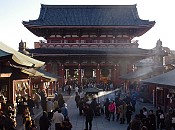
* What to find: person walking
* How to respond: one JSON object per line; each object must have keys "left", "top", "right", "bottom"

{"left": 0, "top": 111, "right": 5, "bottom": 129}
{"left": 34, "top": 92, "right": 41, "bottom": 109}
{"left": 62, "top": 117, "right": 72, "bottom": 130}
{"left": 126, "top": 103, "right": 133, "bottom": 124}
{"left": 46, "top": 98, "right": 54, "bottom": 121}
{"left": 156, "top": 106, "right": 165, "bottom": 129}
{"left": 53, "top": 99, "right": 59, "bottom": 111}
{"left": 172, "top": 109, "right": 175, "bottom": 130}
{"left": 27, "top": 96, "right": 35, "bottom": 116}
{"left": 67, "top": 85, "right": 71, "bottom": 96}
{"left": 39, "top": 111, "right": 51, "bottom": 130}
{"left": 90, "top": 98, "right": 98, "bottom": 116}
{"left": 104, "top": 98, "right": 110, "bottom": 120}
{"left": 108, "top": 100, "right": 116, "bottom": 121}
{"left": 118, "top": 101, "right": 126, "bottom": 124}
{"left": 61, "top": 103, "right": 68, "bottom": 119}
{"left": 84, "top": 104, "right": 94, "bottom": 130}
{"left": 148, "top": 110, "right": 156, "bottom": 130}
{"left": 127, "top": 114, "right": 143, "bottom": 130}
{"left": 58, "top": 96, "right": 65, "bottom": 109}
{"left": 115, "top": 96, "right": 122, "bottom": 121}
{"left": 52, "top": 108, "right": 64, "bottom": 130}
{"left": 164, "top": 109, "right": 173, "bottom": 130}
{"left": 75, "top": 92, "right": 80, "bottom": 108}
{"left": 75, "top": 86, "right": 79, "bottom": 94}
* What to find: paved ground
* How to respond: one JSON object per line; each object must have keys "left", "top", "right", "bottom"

{"left": 16, "top": 89, "right": 155, "bottom": 130}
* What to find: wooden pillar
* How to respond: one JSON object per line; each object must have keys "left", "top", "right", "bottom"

{"left": 78, "top": 64, "right": 81, "bottom": 85}
{"left": 61, "top": 64, "right": 65, "bottom": 86}
{"left": 155, "top": 87, "right": 158, "bottom": 107}
{"left": 12, "top": 80, "right": 15, "bottom": 105}
{"left": 50, "top": 82, "right": 53, "bottom": 95}
{"left": 127, "top": 64, "right": 133, "bottom": 73}
{"left": 115, "top": 65, "right": 120, "bottom": 86}
{"left": 58, "top": 64, "right": 64, "bottom": 88}
{"left": 96, "top": 64, "right": 100, "bottom": 83}
{"left": 113, "top": 64, "right": 117, "bottom": 87}
{"left": 152, "top": 87, "right": 156, "bottom": 107}
{"left": 28, "top": 78, "right": 31, "bottom": 97}
{"left": 46, "top": 83, "right": 49, "bottom": 96}
{"left": 46, "top": 63, "right": 52, "bottom": 73}
{"left": 164, "top": 88, "right": 168, "bottom": 112}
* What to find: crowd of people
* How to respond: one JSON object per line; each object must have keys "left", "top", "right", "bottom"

{"left": 0, "top": 94, "right": 38, "bottom": 130}
{"left": 127, "top": 106, "right": 175, "bottom": 130}
{"left": 74, "top": 88, "right": 175, "bottom": 130}
{"left": 1, "top": 83, "right": 175, "bottom": 130}
{"left": 38, "top": 90, "right": 72, "bottom": 130}
{"left": 0, "top": 88, "right": 73, "bottom": 130}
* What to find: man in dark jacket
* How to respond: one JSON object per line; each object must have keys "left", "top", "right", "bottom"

{"left": 90, "top": 98, "right": 97, "bottom": 116}
{"left": 39, "top": 111, "right": 51, "bottom": 130}
{"left": 27, "top": 96, "right": 35, "bottom": 116}
{"left": 84, "top": 104, "right": 94, "bottom": 130}
{"left": 75, "top": 92, "right": 80, "bottom": 108}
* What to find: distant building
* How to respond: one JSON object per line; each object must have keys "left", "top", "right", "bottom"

{"left": 22, "top": 4, "right": 155, "bottom": 87}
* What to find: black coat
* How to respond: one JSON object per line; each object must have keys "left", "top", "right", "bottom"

{"left": 85, "top": 107, "right": 94, "bottom": 121}
{"left": 39, "top": 115, "right": 51, "bottom": 130}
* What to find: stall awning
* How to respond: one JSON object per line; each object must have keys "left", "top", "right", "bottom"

{"left": 120, "top": 67, "right": 153, "bottom": 80}
{"left": 21, "top": 68, "right": 61, "bottom": 81}
{"left": 37, "top": 69, "right": 61, "bottom": 81}
{"left": 21, "top": 68, "right": 44, "bottom": 76}
{"left": 83, "top": 87, "right": 103, "bottom": 95}
{"left": 0, "top": 41, "right": 45, "bottom": 67}
{"left": 142, "top": 69, "right": 175, "bottom": 87}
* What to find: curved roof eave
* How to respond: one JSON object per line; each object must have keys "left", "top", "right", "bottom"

{"left": 0, "top": 42, "right": 45, "bottom": 68}
{"left": 23, "top": 23, "right": 155, "bottom": 28}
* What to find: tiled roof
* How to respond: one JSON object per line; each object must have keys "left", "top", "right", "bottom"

{"left": 142, "top": 69, "right": 175, "bottom": 87}
{"left": 37, "top": 68, "right": 61, "bottom": 81}
{"left": 26, "top": 48, "right": 150, "bottom": 55}
{"left": 23, "top": 4, "right": 155, "bottom": 26}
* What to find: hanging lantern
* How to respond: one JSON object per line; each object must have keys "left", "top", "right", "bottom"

{"left": 69, "top": 69, "right": 75, "bottom": 77}
{"left": 84, "top": 68, "right": 93, "bottom": 78}
{"left": 101, "top": 68, "right": 109, "bottom": 77}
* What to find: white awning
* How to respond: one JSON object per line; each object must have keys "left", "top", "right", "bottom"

{"left": 0, "top": 41, "right": 45, "bottom": 67}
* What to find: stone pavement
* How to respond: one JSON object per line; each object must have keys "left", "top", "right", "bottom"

{"left": 16, "top": 89, "right": 156, "bottom": 130}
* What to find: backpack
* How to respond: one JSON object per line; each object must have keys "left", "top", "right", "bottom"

{"left": 108, "top": 103, "right": 115, "bottom": 112}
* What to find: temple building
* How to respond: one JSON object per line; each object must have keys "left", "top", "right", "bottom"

{"left": 22, "top": 4, "right": 155, "bottom": 87}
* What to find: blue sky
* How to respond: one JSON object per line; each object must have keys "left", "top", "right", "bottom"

{"left": 0, "top": 0, "right": 175, "bottom": 50}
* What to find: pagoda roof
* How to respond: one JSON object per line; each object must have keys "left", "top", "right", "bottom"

{"left": 26, "top": 48, "right": 150, "bottom": 56}
{"left": 23, "top": 4, "right": 155, "bottom": 27}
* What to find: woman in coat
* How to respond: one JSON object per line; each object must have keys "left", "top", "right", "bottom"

{"left": 39, "top": 111, "right": 51, "bottom": 130}
{"left": 118, "top": 101, "right": 126, "bottom": 124}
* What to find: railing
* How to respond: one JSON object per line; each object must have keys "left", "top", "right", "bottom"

{"left": 36, "top": 40, "right": 139, "bottom": 49}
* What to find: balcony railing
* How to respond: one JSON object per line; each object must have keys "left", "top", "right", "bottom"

{"left": 35, "top": 40, "right": 139, "bottom": 49}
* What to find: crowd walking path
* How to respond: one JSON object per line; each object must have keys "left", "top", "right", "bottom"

{"left": 16, "top": 89, "right": 156, "bottom": 130}
{"left": 48, "top": 90, "right": 155, "bottom": 130}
